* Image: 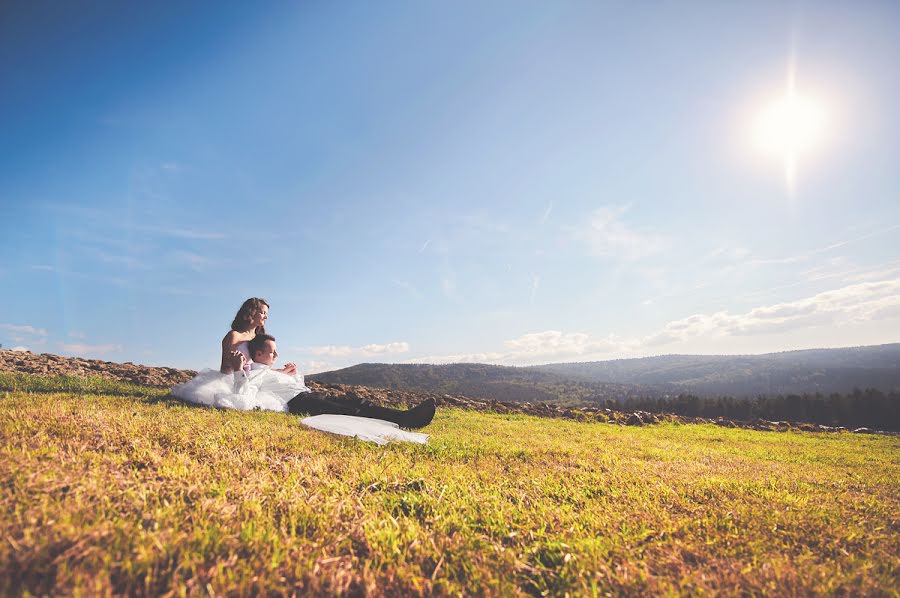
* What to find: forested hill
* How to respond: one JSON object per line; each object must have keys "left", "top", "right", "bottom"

{"left": 530, "top": 344, "right": 900, "bottom": 397}
{"left": 307, "top": 363, "right": 655, "bottom": 405}
{"left": 308, "top": 344, "right": 900, "bottom": 404}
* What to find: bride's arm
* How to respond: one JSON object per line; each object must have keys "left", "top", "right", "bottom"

{"left": 220, "top": 331, "right": 245, "bottom": 374}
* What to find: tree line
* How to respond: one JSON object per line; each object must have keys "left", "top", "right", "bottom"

{"left": 600, "top": 388, "right": 899, "bottom": 431}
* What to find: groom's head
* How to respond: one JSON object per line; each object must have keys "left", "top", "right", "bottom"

{"left": 248, "top": 334, "right": 278, "bottom": 366}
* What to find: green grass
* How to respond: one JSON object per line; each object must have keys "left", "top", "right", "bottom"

{"left": 1, "top": 386, "right": 897, "bottom": 596}
{"left": 0, "top": 371, "right": 170, "bottom": 398}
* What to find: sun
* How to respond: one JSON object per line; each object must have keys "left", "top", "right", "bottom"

{"left": 750, "top": 74, "right": 831, "bottom": 194}
{"left": 753, "top": 92, "right": 827, "bottom": 157}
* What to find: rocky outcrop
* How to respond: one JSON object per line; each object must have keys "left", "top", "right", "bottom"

{"left": 0, "top": 349, "right": 196, "bottom": 387}
{"left": 0, "top": 350, "right": 892, "bottom": 435}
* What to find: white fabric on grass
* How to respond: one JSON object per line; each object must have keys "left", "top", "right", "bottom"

{"left": 301, "top": 414, "right": 429, "bottom": 445}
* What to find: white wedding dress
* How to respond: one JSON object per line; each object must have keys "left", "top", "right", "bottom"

{"left": 170, "top": 342, "right": 428, "bottom": 444}
{"left": 170, "top": 365, "right": 307, "bottom": 411}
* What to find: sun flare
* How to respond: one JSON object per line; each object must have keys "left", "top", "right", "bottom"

{"left": 750, "top": 77, "right": 831, "bottom": 194}
{"left": 753, "top": 92, "right": 827, "bottom": 157}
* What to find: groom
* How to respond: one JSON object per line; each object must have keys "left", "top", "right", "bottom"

{"left": 246, "top": 334, "right": 436, "bottom": 429}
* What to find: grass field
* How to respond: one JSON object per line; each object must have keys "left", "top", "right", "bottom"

{"left": 1, "top": 379, "right": 898, "bottom": 595}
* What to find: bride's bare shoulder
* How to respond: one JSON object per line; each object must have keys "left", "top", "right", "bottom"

{"left": 222, "top": 330, "right": 243, "bottom": 348}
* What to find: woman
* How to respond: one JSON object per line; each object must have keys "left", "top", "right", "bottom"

{"left": 220, "top": 297, "right": 297, "bottom": 376}
{"left": 172, "top": 298, "right": 435, "bottom": 431}
{"left": 171, "top": 297, "right": 305, "bottom": 411}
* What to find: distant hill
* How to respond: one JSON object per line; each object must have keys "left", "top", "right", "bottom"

{"left": 308, "top": 362, "right": 656, "bottom": 406}
{"left": 530, "top": 344, "right": 900, "bottom": 397}
{"left": 309, "top": 344, "right": 900, "bottom": 404}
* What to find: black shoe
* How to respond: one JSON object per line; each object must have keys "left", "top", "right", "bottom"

{"left": 402, "top": 398, "right": 436, "bottom": 429}
{"left": 357, "top": 398, "right": 436, "bottom": 429}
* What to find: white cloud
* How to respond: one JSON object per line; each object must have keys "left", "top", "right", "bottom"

{"left": 0, "top": 324, "right": 48, "bottom": 336}
{"left": 10, "top": 346, "right": 31, "bottom": 352}
{"left": 303, "top": 360, "right": 333, "bottom": 374}
{"left": 409, "top": 331, "right": 632, "bottom": 366}
{"left": 138, "top": 225, "right": 225, "bottom": 240}
{"left": 407, "top": 278, "right": 900, "bottom": 366}
{"left": 170, "top": 250, "right": 216, "bottom": 272}
{"left": 576, "top": 205, "right": 668, "bottom": 261}
{"left": 309, "top": 342, "right": 410, "bottom": 358}
{"left": 406, "top": 351, "right": 506, "bottom": 365}
{"left": 504, "top": 330, "right": 632, "bottom": 362}
{"left": 643, "top": 278, "right": 900, "bottom": 346}
{"left": 540, "top": 201, "right": 554, "bottom": 225}
{"left": 59, "top": 343, "right": 124, "bottom": 356}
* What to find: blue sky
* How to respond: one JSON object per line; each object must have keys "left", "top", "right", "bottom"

{"left": 2, "top": 1, "right": 899, "bottom": 372}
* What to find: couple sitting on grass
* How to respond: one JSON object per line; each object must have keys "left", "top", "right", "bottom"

{"left": 171, "top": 297, "right": 435, "bottom": 433}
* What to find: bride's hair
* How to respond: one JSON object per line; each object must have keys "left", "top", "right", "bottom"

{"left": 231, "top": 297, "right": 269, "bottom": 334}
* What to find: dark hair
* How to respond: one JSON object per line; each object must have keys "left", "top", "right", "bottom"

{"left": 248, "top": 333, "right": 276, "bottom": 359}
{"left": 231, "top": 297, "right": 269, "bottom": 333}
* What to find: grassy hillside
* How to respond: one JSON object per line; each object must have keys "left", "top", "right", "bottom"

{"left": 1, "top": 385, "right": 897, "bottom": 595}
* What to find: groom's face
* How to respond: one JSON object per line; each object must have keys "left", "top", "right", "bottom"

{"left": 254, "top": 340, "right": 278, "bottom": 366}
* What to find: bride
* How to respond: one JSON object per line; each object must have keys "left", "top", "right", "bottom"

{"left": 171, "top": 297, "right": 435, "bottom": 431}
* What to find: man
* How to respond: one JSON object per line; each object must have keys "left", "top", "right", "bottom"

{"left": 247, "top": 334, "right": 436, "bottom": 429}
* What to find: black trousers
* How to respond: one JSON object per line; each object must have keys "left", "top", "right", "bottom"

{"left": 287, "top": 392, "right": 435, "bottom": 429}
{"left": 287, "top": 392, "right": 361, "bottom": 416}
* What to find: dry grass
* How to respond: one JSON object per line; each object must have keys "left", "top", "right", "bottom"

{"left": 1, "top": 389, "right": 897, "bottom": 596}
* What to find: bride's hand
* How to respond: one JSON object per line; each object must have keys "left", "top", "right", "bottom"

{"left": 281, "top": 362, "right": 297, "bottom": 375}
{"left": 229, "top": 350, "right": 245, "bottom": 371}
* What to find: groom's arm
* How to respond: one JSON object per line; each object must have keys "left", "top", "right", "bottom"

{"left": 276, "top": 362, "right": 297, "bottom": 375}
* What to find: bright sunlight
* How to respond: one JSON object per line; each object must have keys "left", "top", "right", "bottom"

{"left": 751, "top": 68, "right": 831, "bottom": 195}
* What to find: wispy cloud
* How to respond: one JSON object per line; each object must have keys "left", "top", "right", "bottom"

{"left": 418, "top": 239, "right": 431, "bottom": 253}
{"left": 575, "top": 204, "right": 668, "bottom": 261}
{"left": 406, "top": 351, "right": 506, "bottom": 365}
{"left": 138, "top": 225, "right": 226, "bottom": 240}
{"left": 712, "top": 224, "right": 900, "bottom": 271}
{"left": 83, "top": 247, "right": 148, "bottom": 269}
{"left": 302, "top": 360, "right": 334, "bottom": 374}
{"left": 0, "top": 324, "right": 50, "bottom": 348}
{"left": 409, "top": 331, "right": 632, "bottom": 365}
{"left": 504, "top": 330, "right": 630, "bottom": 360}
{"left": 29, "top": 264, "right": 57, "bottom": 272}
{"left": 58, "top": 342, "right": 124, "bottom": 356}
{"left": 530, "top": 273, "right": 540, "bottom": 304}
{"left": 539, "top": 201, "right": 554, "bottom": 225}
{"left": 811, "top": 224, "right": 900, "bottom": 255}
{"left": 169, "top": 250, "right": 216, "bottom": 272}
{"left": 408, "top": 277, "right": 900, "bottom": 366}
{"left": 309, "top": 341, "right": 410, "bottom": 358}
{"left": 0, "top": 324, "right": 48, "bottom": 336}
{"left": 644, "top": 278, "right": 900, "bottom": 346}
{"left": 392, "top": 279, "right": 421, "bottom": 298}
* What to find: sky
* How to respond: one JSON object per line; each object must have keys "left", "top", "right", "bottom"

{"left": 1, "top": 1, "right": 899, "bottom": 373}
